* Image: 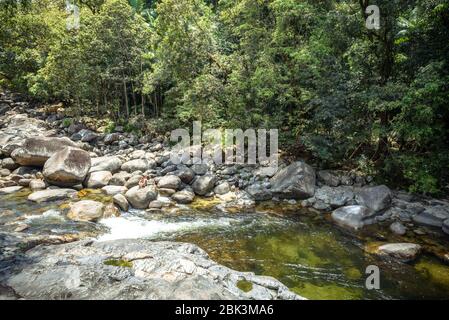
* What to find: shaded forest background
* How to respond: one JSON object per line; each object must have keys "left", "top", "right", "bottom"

{"left": 1, "top": 0, "right": 448, "bottom": 195}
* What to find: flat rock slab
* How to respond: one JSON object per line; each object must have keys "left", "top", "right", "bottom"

{"left": 5, "top": 239, "right": 304, "bottom": 300}
{"left": 28, "top": 189, "right": 77, "bottom": 203}
{"left": 0, "top": 186, "right": 23, "bottom": 194}
{"left": 375, "top": 243, "right": 422, "bottom": 261}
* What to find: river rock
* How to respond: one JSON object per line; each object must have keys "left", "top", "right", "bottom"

{"left": 0, "top": 168, "right": 10, "bottom": 177}
{"left": 102, "top": 185, "right": 127, "bottom": 196}
{"left": 317, "top": 170, "right": 340, "bottom": 187}
{"left": 191, "top": 164, "right": 209, "bottom": 175}
{"left": 29, "top": 179, "right": 47, "bottom": 191}
{"left": 314, "top": 186, "right": 354, "bottom": 208}
{"left": 172, "top": 189, "right": 195, "bottom": 204}
{"left": 113, "top": 194, "right": 129, "bottom": 211}
{"left": 109, "top": 171, "right": 131, "bottom": 186}
{"left": 104, "top": 133, "right": 120, "bottom": 145}
{"left": 5, "top": 239, "right": 303, "bottom": 300}
{"left": 246, "top": 183, "right": 272, "bottom": 201}
{"left": 270, "top": 162, "right": 316, "bottom": 200}
{"left": 125, "top": 186, "right": 157, "bottom": 209}
{"left": 67, "top": 200, "right": 105, "bottom": 222}
{"left": 121, "top": 159, "right": 156, "bottom": 173}
{"left": 1, "top": 158, "right": 18, "bottom": 171}
{"left": 214, "top": 182, "right": 230, "bottom": 195}
{"left": 157, "top": 175, "right": 181, "bottom": 190}
{"left": 375, "top": 243, "right": 422, "bottom": 261}
{"left": 355, "top": 185, "right": 392, "bottom": 212}
{"left": 85, "top": 171, "right": 112, "bottom": 189}
{"left": 173, "top": 166, "right": 195, "bottom": 184}
{"left": 413, "top": 206, "right": 449, "bottom": 228}
{"left": 43, "top": 147, "right": 91, "bottom": 187}
{"left": 11, "top": 137, "right": 78, "bottom": 167}
{"left": 192, "top": 175, "right": 217, "bottom": 196}
{"left": 90, "top": 156, "right": 122, "bottom": 173}
{"left": 0, "top": 186, "right": 23, "bottom": 194}
{"left": 28, "top": 188, "right": 77, "bottom": 203}
{"left": 390, "top": 222, "right": 407, "bottom": 236}
{"left": 124, "top": 175, "right": 143, "bottom": 189}
{"left": 331, "top": 205, "right": 374, "bottom": 230}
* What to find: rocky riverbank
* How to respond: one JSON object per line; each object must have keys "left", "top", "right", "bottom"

{"left": 1, "top": 90, "right": 449, "bottom": 299}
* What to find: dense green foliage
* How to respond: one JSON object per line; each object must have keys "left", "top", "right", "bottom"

{"left": 1, "top": 0, "right": 448, "bottom": 194}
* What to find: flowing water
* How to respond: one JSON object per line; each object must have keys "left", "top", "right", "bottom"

{"left": 1, "top": 190, "right": 449, "bottom": 300}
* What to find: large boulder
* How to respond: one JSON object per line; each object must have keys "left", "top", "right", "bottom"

{"left": 42, "top": 147, "right": 91, "bottom": 187}
{"left": 157, "top": 175, "right": 181, "bottom": 190}
{"left": 413, "top": 206, "right": 449, "bottom": 228}
{"left": 84, "top": 171, "right": 112, "bottom": 189}
{"left": 125, "top": 185, "right": 157, "bottom": 209}
{"left": 192, "top": 175, "right": 217, "bottom": 196}
{"left": 121, "top": 159, "right": 156, "bottom": 173}
{"left": 5, "top": 239, "right": 302, "bottom": 300}
{"left": 90, "top": 156, "right": 122, "bottom": 174}
{"left": 28, "top": 188, "right": 77, "bottom": 203}
{"left": 11, "top": 137, "right": 78, "bottom": 167}
{"left": 270, "top": 162, "right": 316, "bottom": 200}
{"left": 67, "top": 200, "right": 105, "bottom": 222}
{"left": 331, "top": 205, "right": 375, "bottom": 230}
{"left": 355, "top": 185, "right": 392, "bottom": 212}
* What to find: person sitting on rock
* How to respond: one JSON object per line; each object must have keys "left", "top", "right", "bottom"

{"left": 139, "top": 175, "right": 148, "bottom": 189}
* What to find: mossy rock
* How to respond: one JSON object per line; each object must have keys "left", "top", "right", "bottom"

{"left": 236, "top": 280, "right": 253, "bottom": 293}
{"left": 104, "top": 259, "right": 133, "bottom": 268}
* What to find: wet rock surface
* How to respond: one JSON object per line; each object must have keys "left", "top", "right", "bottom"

{"left": 5, "top": 239, "right": 303, "bottom": 300}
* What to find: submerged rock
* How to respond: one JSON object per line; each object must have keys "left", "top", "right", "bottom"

{"left": 390, "top": 222, "right": 407, "bottom": 236}
{"left": 5, "top": 239, "right": 303, "bottom": 300}
{"left": 43, "top": 147, "right": 91, "bottom": 187}
{"left": 331, "top": 205, "right": 374, "bottom": 230}
{"left": 270, "top": 161, "right": 316, "bottom": 200}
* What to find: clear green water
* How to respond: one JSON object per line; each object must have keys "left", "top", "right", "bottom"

{"left": 2, "top": 190, "right": 449, "bottom": 300}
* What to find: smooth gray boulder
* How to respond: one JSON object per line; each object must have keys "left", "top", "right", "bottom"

{"left": 375, "top": 243, "right": 421, "bottom": 261}
{"left": 28, "top": 188, "right": 77, "bottom": 203}
{"left": 90, "top": 156, "right": 122, "bottom": 174}
{"left": 43, "top": 147, "right": 91, "bottom": 187}
{"left": 157, "top": 175, "right": 181, "bottom": 190}
{"left": 0, "top": 186, "right": 23, "bottom": 194}
{"left": 85, "top": 171, "right": 112, "bottom": 189}
{"left": 192, "top": 175, "right": 217, "bottom": 196}
{"left": 113, "top": 194, "right": 129, "bottom": 211}
{"left": 172, "top": 189, "right": 195, "bottom": 204}
{"left": 67, "top": 200, "right": 105, "bottom": 222}
{"left": 270, "top": 162, "right": 316, "bottom": 200}
{"left": 11, "top": 137, "right": 78, "bottom": 167}
{"left": 314, "top": 186, "right": 354, "bottom": 208}
{"left": 355, "top": 185, "right": 392, "bottom": 212}
{"left": 215, "top": 182, "right": 231, "bottom": 195}
{"left": 413, "top": 206, "right": 449, "bottom": 228}
{"left": 390, "top": 222, "right": 407, "bottom": 236}
{"left": 331, "top": 205, "right": 374, "bottom": 230}
{"left": 5, "top": 239, "right": 303, "bottom": 300}
{"left": 125, "top": 185, "right": 157, "bottom": 209}
{"left": 246, "top": 184, "right": 272, "bottom": 201}
{"left": 121, "top": 159, "right": 156, "bottom": 173}
{"left": 102, "top": 185, "right": 127, "bottom": 196}
{"left": 173, "top": 166, "right": 195, "bottom": 184}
